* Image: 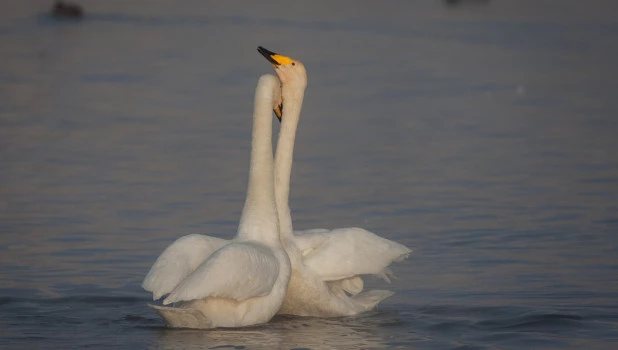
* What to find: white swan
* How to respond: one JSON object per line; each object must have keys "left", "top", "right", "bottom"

{"left": 257, "top": 46, "right": 411, "bottom": 316}
{"left": 143, "top": 74, "right": 290, "bottom": 329}
{"left": 143, "top": 48, "right": 411, "bottom": 320}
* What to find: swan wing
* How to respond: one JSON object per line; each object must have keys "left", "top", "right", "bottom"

{"left": 298, "top": 227, "right": 411, "bottom": 282}
{"left": 142, "top": 234, "right": 229, "bottom": 300}
{"left": 292, "top": 228, "right": 331, "bottom": 256}
{"left": 163, "top": 242, "right": 279, "bottom": 305}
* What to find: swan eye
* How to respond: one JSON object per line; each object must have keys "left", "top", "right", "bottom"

{"left": 291, "top": 62, "right": 295, "bottom": 66}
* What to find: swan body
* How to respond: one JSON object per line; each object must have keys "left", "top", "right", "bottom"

{"left": 143, "top": 74, "right": 290, "bottom": 329}
{"left": 143, "top": 48, "right": 412, "bottom": 321}
{"left": 143, "top": 228, "right": 409, "bottom": 305}
{"left": 257, "top": 47, "right": 411, "bottom": 317}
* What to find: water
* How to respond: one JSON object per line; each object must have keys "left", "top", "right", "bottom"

{"left": 1, "top": 0, "right": 618, "bottom": 348}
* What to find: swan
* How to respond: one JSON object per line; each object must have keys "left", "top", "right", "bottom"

{"left": 257, "top": 46, "right": 412, "bottom": 316}
{"left": 143, "top": 74, "right": 290, "bottom": 329}
{"left": 143, "top": 48, "right": 411, "bottom": 319}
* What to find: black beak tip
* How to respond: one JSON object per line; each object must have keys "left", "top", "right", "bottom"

{"left": 257, "top": 46, "right": 275, "bottom": 55}
{"left": 257, "top": 46, "right": 280, "bottom": 66}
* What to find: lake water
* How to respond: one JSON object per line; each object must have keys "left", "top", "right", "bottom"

{"left": 1, "top": 1, "right": 617, "bottom": 349}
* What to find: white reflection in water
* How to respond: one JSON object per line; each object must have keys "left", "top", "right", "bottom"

{"left": 151, "top": 312, "right": 417, "bottom": 350}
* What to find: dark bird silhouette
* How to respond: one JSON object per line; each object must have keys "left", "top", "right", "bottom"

{"left": 51, "top": 1, "right": 84, "bottom": 19}
{"left": 444, "top": 0, "right": 491, "bottom": 7}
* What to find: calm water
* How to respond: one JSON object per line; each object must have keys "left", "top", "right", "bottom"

{"left": 1, "top": 1, "right": 618, "bottom": 349}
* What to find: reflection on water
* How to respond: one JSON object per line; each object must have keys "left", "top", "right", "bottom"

{"left": 1, "top": 0, "right": 618, "bottom": 349}
{"left": 154, "top": 312, "right": 408, "bottom": 349}
{"left": 2, "top": 295, "right": 614, "bottom": 349}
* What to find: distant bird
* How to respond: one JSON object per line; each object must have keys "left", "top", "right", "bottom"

{"left": 444, "top": 0, "right": 491, "bottom": 7}
{"left": 51, "top": 1, "right": 84, "bottom": 19}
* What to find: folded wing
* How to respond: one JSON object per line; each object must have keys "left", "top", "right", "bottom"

{"left": 163, "top": 242, "right": 280, "bottom": 305}
{"left": 142, "top": 234, "right": 229, "bottom": 300}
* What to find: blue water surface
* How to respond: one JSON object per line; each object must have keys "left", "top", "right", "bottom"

{"left": 1, "top": 1, "right": 617, "bottom": 349}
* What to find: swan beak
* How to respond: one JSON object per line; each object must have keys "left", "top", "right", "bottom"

{"left": 258, "top": 46, "right": 285, "bottom": 122}
{"left": 274, "top": 103, "right": 283, "bottom": 123}
{"left": 258, "top": 46, "right": 294, "bottom": 67}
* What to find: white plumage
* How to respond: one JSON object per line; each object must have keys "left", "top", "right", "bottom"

{"left": 142, "top": 49, "right": 412, "bottom": 325}
{"left": 163, "top": 242, "right": 279, "bottom": 305}
{"left": 142, "top": 234, "right": 227, "bottom": 301}
{"left": 257, "top": 46, "right": 411, "bottom": 317}
{"left": 143, "top": 74, "right": 290, "bottom": 329}
{"left": 294, "top": 227, "right": 410, "bottom": 283}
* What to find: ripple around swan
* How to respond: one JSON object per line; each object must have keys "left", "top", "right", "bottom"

{"left": 408, "top": 303, "right": 618, "bottom": 349}
{"left": 2, "top": 293, "right": 618, "bottom": 349}
{"left": 475, "top": 312, "right": 583, "bottom": 331}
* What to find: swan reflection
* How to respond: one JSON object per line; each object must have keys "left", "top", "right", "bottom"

{"left": 152, "top": 310, "right": 414, "bottom": 349}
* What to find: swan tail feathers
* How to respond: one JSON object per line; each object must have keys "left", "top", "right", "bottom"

{"left": 394, "top": 249, "right": 412, "bottom": 262}
{"left": 352, "top": 290, "right": 394, "bottom": 310}
{"left": 376, "top": 267, "right": 399, "bottom": 283}
{"left": 149, "top": 304, "right": 214, "bottom": 329}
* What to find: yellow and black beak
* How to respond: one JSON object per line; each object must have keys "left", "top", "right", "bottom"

{"left": 274, "top": 103, "right": 283, "bottom": 122}
{"left": 258, "top": 46, "right": 294, "bottom": 67}
{"left": 258, "top": 46, "right": 286, "bottom": 122}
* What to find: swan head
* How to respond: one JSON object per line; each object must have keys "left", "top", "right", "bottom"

{"left": 257, "top": 46, "right": 307, "bottom": 90}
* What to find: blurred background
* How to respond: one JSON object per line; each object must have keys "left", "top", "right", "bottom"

{"left": 1, "top": 1, "right": 617, "bottom": 349}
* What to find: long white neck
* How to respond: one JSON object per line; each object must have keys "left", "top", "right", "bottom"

{"left": 237, "top": 74, "right": 280, "bottom": 246}
{"left": 274, "top": 85, "right": 306, "bottom": 240}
